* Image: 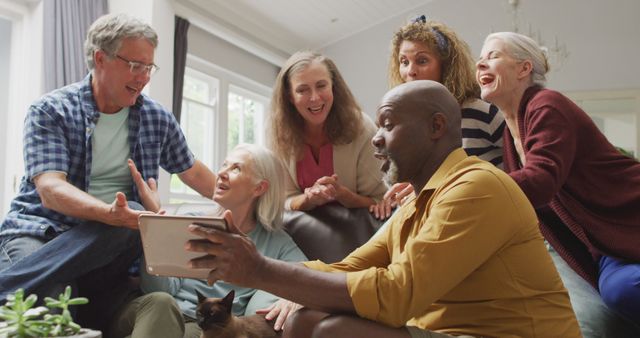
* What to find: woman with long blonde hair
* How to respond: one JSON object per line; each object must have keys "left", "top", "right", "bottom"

{"left": 270, "top": 50, "right": 386, "bottom": 211}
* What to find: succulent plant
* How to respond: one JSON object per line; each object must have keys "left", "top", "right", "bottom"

{"left": 0, "top": 286, "right": 88, "bottom": 337}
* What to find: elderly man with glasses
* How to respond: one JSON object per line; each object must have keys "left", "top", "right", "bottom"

{"left": 0, "top": 13, "right": 216, "bottom": 329}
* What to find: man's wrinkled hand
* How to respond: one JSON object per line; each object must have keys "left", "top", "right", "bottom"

{"left": 128, "top": 159, "right": 161, "bottom": 212}
{"left": 107, "top": 192, "right": 152, "bottom": 229}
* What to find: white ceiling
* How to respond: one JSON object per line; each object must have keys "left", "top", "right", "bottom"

{"left": 175, "top": 0, "right": 432, "bottom": 63}
{"left": 174, "top": 0, "right": 640, "bottom": 99}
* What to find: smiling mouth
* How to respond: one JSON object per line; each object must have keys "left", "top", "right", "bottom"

{"left": 308, "top": 105, "right": 324, "bottom": 114}
{"left": 478, "top": 74, "right": 495, "bottom": 86}
{"left": 215, "top": 182, "right": 230, "bottom": 193}
{"left": 126, "top": 85, "right": 141, "bottom": 94}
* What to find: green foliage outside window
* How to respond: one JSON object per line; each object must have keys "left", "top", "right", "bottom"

{"left": 228, "top": 93, "right": 260, "bottom": 151}
{"left": 616, "top": 146, "right": 636, "bottom": 160}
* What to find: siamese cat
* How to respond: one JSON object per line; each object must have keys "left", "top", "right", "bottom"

{"left": 196, "top": 289, "right": 281, "bottom": 338}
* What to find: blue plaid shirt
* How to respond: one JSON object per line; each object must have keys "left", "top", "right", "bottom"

{"left": 0, "top": 75, "right": 195, "bottom": 240}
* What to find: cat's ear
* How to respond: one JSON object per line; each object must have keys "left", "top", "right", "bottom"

{"left": 196, "top": 289, "right": 207, "bottom": 304}
{"left": 222, "top": 289, "right": 235, "bottom": 309}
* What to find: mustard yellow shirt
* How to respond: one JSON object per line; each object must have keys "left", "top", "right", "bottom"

{"left": 305, "top": 149, "right": 581, "bottom": 338}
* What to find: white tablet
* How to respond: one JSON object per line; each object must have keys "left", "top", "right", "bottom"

{"left": 138, "top": 214, "right": 227, "bottom": 279}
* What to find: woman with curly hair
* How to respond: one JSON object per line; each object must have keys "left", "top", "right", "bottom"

{"left": 371, "top": 16, "right": 505, "bottom": 219}
{"left": 389, "top": 16, "right": 504, "bottom": 165}
{"left": 269, "top": 50, "right": 386, "bottom": 211}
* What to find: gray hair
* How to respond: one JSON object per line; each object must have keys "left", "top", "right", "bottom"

{"left": 234, "top": 143, "right": 286, "bottom": 231}
{"left": 485, "top": 32, "right": 549, "bottom": 86}
{"left": 84, "top": 13, "right": 158, "bottom": 71}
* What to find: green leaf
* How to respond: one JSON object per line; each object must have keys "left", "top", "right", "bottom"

{"left": 25, "top": 324, "right": 50, "bottom": 337}
{"left": 24, "top": 306, "right": 48, "bottom": 319}
{"left": 67, "top": 297, "right": 89, "bottom": 305}
{"left": 0, "top": 310, "right": 19, "bottom": 321}
{"left": 51, "top": 323, "right": 63, "bottom": 336}
{"left": 68, "top": 321, "right": 81, "bottom": 332}
{"left": 23, "top": 294, "right": 38, "bottom": 309}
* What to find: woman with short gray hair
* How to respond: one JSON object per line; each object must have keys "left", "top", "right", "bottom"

{"left": 476, "top": 31, "right": 640, "bottom": 331}
{"left": 109, "top": 144, "right": 306, "bottom": 338}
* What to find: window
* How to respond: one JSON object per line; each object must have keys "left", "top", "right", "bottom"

{"left": 169, "top": 68, "right": 218, "bottom": 201}
{"left": 169, "top": 56, "right": 270, "bottom": 203}
{"left": 0, "top": 3, "right": 44, "bottom": 216}
{"left": 227, "top": 85, "right": 266, "bottom": 151}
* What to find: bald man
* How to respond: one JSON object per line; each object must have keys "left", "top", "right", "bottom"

{"left": 184, "top": 80, "right": 581, "bottom": 338}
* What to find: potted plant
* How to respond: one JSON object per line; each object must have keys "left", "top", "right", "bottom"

{"left": 0, "top": 286, "right": 101, "bottom": 338}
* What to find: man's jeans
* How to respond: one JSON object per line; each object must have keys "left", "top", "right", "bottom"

{"left": 0, "top": 203, "right": 142, "bottom": 307}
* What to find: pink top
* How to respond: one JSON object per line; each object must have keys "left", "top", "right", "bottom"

{"left": 296, "top": 143, "right": 334, "bottom": 190}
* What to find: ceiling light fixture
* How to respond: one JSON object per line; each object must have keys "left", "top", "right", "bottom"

{"left": 507, "top": 0, "right": 569, "bottom": 71}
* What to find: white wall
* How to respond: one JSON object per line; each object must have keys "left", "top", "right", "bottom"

{"left": 323, "top": 0, "right": 640, "bottom": 117}
{"left": 188, "top": 25, "right": 279, "bottom": 88}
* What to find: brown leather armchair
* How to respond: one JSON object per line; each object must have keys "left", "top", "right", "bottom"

{"left": 283, "top": 203, "right": 383, "bottom": 263}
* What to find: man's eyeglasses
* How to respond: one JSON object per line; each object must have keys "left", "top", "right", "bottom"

{"left": 114, "top": 54, "right": 159, "bottom": 76}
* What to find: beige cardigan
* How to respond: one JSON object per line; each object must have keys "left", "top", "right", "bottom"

{"left": 283, "top": 113, "right": 387, "bottom": 209}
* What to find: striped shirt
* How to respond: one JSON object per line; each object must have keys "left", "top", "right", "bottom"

{"left": 0, "top": 75, "right": 195, "bottom": 240}
{"left": 461, "top": 98, "right": 505, "bottom": 168}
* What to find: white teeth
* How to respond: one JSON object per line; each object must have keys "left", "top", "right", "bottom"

{"left": 309, "top": 104, "right": 324, "bottom": 113}
{"left": 479, "top": 75, "right": 494, "bottom": 85}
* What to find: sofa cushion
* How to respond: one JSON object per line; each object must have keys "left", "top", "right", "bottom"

{"left": 283, "top": 203, "right": 384, "bottom": 263}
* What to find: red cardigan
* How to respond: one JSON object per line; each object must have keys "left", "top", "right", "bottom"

{"left": 503, "top": 86, "right": 640, "bottom": 288}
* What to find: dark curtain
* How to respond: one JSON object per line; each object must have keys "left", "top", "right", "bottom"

{"left": 173, "top": 16, "right": 190, "bottom": 122}
{"left": 43, "top": 0, "right": 108, "bottom": 91}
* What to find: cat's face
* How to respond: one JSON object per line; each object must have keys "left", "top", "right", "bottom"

{"left": 196, "top": 289, "right": 235, "bottom": 331}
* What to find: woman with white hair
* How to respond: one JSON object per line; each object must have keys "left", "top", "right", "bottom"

{"left": 476, "top": 32, "right": 640, "bottom": 331}
{"left": 108, "top": 144, "right": 307, "bottom": 338}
